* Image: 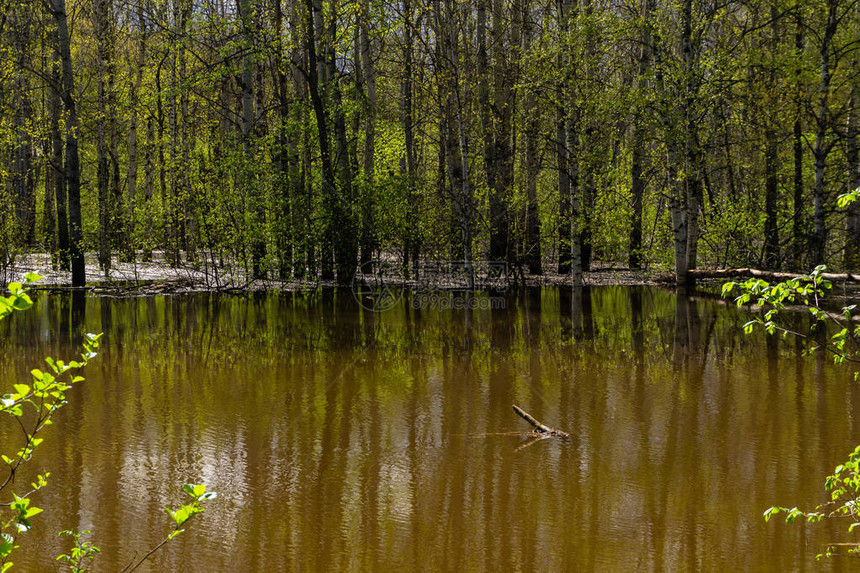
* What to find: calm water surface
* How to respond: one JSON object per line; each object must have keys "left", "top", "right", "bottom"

{"left": 1, "top": 286, "right": 859, "bottom": 571}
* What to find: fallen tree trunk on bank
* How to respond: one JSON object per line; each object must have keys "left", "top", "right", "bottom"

{"left": 688, "top": 268, "right": 860, "bottom": 282}
{"left": 512, "top": 405, "right": 571, "bottom": 438}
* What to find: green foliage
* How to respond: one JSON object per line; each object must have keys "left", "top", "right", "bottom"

{"left": 56, "top": 530, "right": 100, "bottom": 573}
{"left": 122, "top": 484, "right": 217, "bottom": 573}
{"left": 763, "top": 445, "right": 860, "bottom": 559}
{"left": 0, "top": 276, "right": 218, "bottom": 570}
{"left": 722, "top": 265, "right": 860, "bottom": 367}
{"left": 0, "top": 274, "right": 102, "bottom": 570}
{"left": 0, "top": 272, "right": 40, "bottom": 320}
{"left": 167, "top": 484, "right": 217, "bottom": 535}
{"left": 837, "top": 187, "right": 860, "bottom": 209}
{"left": 725, "top": 269, "right": 860, "bottom": 558}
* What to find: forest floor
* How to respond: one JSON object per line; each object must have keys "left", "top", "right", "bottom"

{"left": 3, "top": 252, "right": 677, "bottom": 296}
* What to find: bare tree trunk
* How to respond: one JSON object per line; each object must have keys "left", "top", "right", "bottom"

{"left": 179, "top": 2, "right": 194, "bottom": 265}
{"left": 629, "top": 0, "right": 654, "bottom": 270}
{"left": 579, "top": 0, "right": 598, "bottom": 272}
{"left": 165, "top": 4, "right": 180, "bottom": 266}
{"left": 793, "top": 15, "right": 805, "bottom": 268}
{"left": 760, "top": 10, "right": 781, "bottom": 271}
{"left": 156, "top": 52, "right": 169, "bottom": 264}
{"left": 50, "top": 0, "right": 85, "bottom": 285}
{"left": 239, "top": 0, "right": 264, "bottom": 278}
{"left": 95, "top": 0, "right": 111, "bottom": 274}
{"left": 812, "top": 0, "right": 837, "bottom": 266}
{"left": 272, "top": 0, "right": 291, "bottom": 279}
{"left": 764, "top": 127, "right": 779, "bottom": 268}
{"left": 402, "top": 0, "right": 419, "bottom": 276}
{"left": 558, "top": 0, "right": 581, "bottom": 286}
{"left": 523, "top": 0, "right": 541, "bottom": 275}
{"left": 107, "top": 0, "right": 124, "bottom": 263}
{"left": 291, "top": 5, "right": 308, "bottom": 278}
{"left": 491, "top": 0, "right": 516, "bottom": 263}
{"left": 48, "top": 54, "right": 70, "bottom": 270}
{"left": 447, "top": 1, "right": 473, "bottom": 283}
{"left": 478, "top": 0, "right": 504, "bottom": 262}
{"left": 143, "top": 114, "right": 155, "bottom": 262}
{"left": 845, "top": 63, "right": 860, "bottom": 268}
{"left": 557, "top": 96, "right": 570, "bottom": 275}
{"left": 556, "top": 0, "right": 571, "bottom": 275}
{"left": 41, "top": 48, "right": 57, "bottom": 262}
{"left": 654, "top": 18, "right": 688, "bottom": 284}
{"left": 329, "top": 0, "right": 357, "bottom": 284}
{"left": 681, "top": 0, "right": 700, "bottom": 283}
{"left": 359, "top": 0, "right": 377, "bottom": 267}
{"left": 126, "top": 0, "right": 147, "bottom": 263}
{"left": 763, "top": 7, "right": 781, "bottom": 269}
{"left": 10, "top": 6, "right": 36, "bottom": 249}
{"left": 305, "top": 0, "right": 337, "bottom": 280}
{"left": 568, "top": 106, "right": 582, "bottom": 287}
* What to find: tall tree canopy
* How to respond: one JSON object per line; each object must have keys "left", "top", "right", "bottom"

{"left": 0, "top": 0, "right": 858, "bottom": 285}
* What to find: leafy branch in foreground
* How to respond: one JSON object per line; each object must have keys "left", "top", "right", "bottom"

{"left": 120, "top": 484, "right": 217, "bottom": 573}
{"left": 55, "top": 483, "right": 217, "bottom": 573}
{"left": 56, "top": 530, "right": 100, "bottom": 573}
{"left": 722, "top": 264, "right": 860, "bottom": 369}
{"left": 0, "top": 273, "right": 102, "bottom": 571}
{"left": 763, "top": 445, "right": 860, "bottom": 560}
{"left": 1, "top": 276, "right": 219, "bottom": 571}
{"left": 723, "top": 267, "right": 860, "bottom": 559}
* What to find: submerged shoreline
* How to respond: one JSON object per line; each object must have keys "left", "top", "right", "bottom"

{"left": 2, "top": 252, "right": 675, "bottom": 296}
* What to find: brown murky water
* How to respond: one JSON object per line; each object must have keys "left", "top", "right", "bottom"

{"left": 1, "top": 286, "right": 858, "bottom": 571}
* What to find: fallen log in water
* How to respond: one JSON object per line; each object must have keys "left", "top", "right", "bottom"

{"left": 512, "top": 405, "right": 571, "bottom": 438}
{"left": 688, "top": 268, "right": 860, "bottom": 283}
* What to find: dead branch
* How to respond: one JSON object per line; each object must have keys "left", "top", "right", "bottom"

{"left": 512, "top": 405, "right": 571, "bottom": 438}
{"left": 688, "top": 268, "right": 860, "bottom": 283}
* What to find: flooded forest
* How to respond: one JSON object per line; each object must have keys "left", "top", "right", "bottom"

{"left": 2, "top": 0, "right": 860, "bottom": 570}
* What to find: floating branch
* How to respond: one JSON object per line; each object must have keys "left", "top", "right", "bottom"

{"left": 512, "top": 405, "right": 571, "bottom": 438}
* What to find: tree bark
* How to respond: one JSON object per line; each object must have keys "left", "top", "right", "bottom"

{"left": 628, "top": 0, "right": 654, "bottom": 270}
{"left": 95, "top": 0, "right": 111, "bottom": 274}
{"left": 50, "top": 0, "right": 85, "bottom": 286}
{"left": 359, "top": 0, "right": 377, "bottom": 267}
{"left": 480, "top": 0, "right": 508, "bottom": 262}
{"left": 764, "top": 127, "right": 780, "bottom": 268}
{"left": 126, "top": 0, "right": 147, "bottom": 264}
{"left": 329, "top": 0, "right": 357, "bottom": 285}
{"left": 793, "top": 12, "right": 805, "bottom": 269}
{"left": 512, "top": 404, "right": 571, "bottom": 438}
{"left": 49, "top": 54, "right": 68, "bottom": 269}
{"left": 10, "top": 5, "right": 36, "bottom": 249}
{"left": 273, "top": 0, "right": 292, "bottom": 279}
{"left": 179, "top": 2, "right": 194, "bottom": 264}
{"left": 402, "top": 0, "right": 419, "bottom": 276}
{"left": 845, "top": 64, "right": 860, "bottom": 268}
{"left": 305, "top": 0, "right": 337, "bottom": 281}
{"left": 450, "top": 5, "right": 474, "bottom": 283}
{"left": 491, "top": 0, "right": 516, "bottom": 263}
{"left": 762, "top": 7, "right": 780, "bottom": 269}
{"left": 688, "top": 267, "right": 860, "bottom": 282}
{"left": 522, "top": 0, "right": 541, "bottom": 275}
{"left": 557, "top": 0, "right": 578, "bottom": 279}
{"left": 811, "top": 0, "right": 837, "bottom": 266}
{"left": 240, "top": 0, "right": 265, "bottom": 278}
{"left": 681, "top": 0, "right": 700, "bottom": 283}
